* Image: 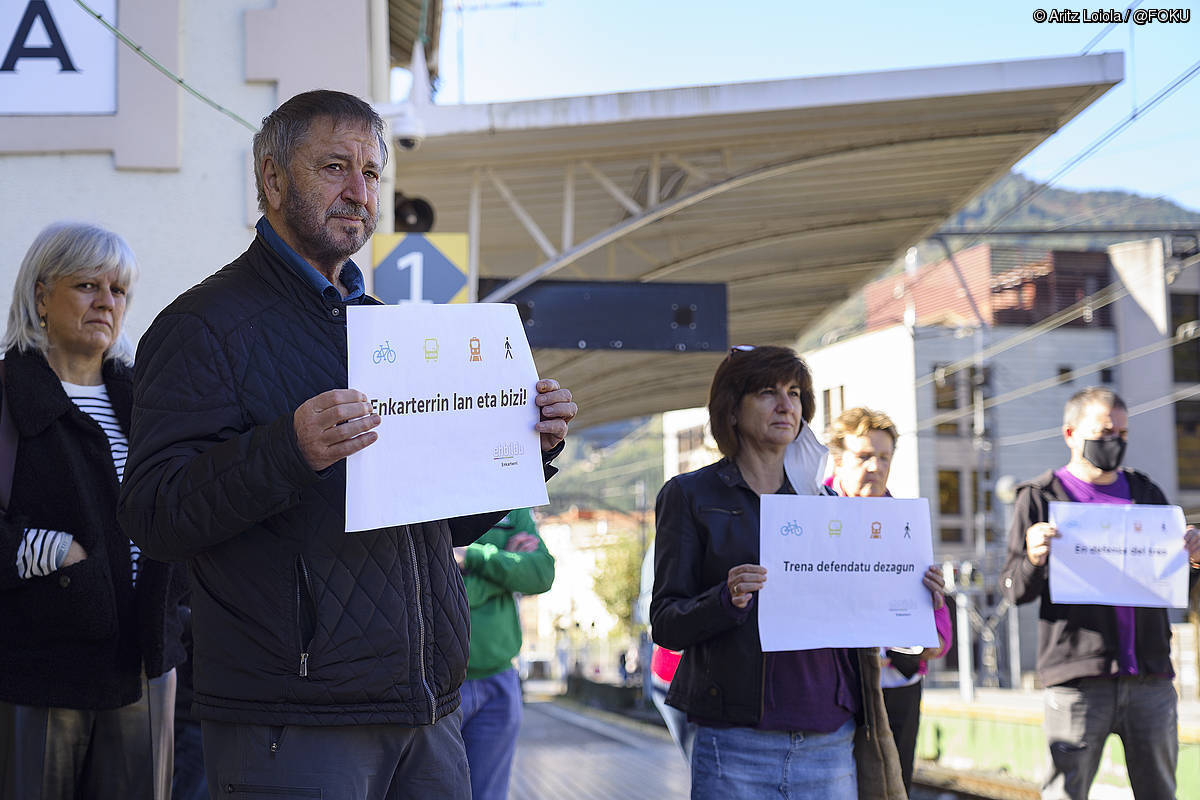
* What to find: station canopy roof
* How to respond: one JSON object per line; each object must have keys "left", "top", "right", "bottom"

{"left": 391, "top": 53, "right": 1123, "bottom": 427}
{"left": 389, "top": 0, "right": 441, "bottom": 73}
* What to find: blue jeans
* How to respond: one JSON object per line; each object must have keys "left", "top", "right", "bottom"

{"left": 690, "top": 718, "right": 857, "bottom": 800}
{"left": 459, "top": 667, "right": 523, "bottom": 800}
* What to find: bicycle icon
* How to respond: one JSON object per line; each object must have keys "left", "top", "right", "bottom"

{"left": 372, "top": 340, "right": 397, "bottom": 364}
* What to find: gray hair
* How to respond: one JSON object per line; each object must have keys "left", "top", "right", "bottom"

{"left": 253, "top": 90, "right": 388, "bottom": 213}
{"left": 1063, "top": 386, "right": 1127, "bottom": 428}
{"left": 3, "top": 221, "right": 140, "bottom": 365}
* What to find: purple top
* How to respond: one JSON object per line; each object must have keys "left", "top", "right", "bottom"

{"left": 703, "top": 586, "right": 859, "bottom": 732}
{"left": 1054, "top": 468, "right": 1138, "bottom": 675}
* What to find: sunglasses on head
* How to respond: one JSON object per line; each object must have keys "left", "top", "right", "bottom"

{"left": 729, "top": 344, "right": 756, "bottom": 355}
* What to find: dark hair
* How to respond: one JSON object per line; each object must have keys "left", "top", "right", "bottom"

{"left": 1063, "top": 386, "right": 1127, "bottom": 428}
{"left": 707, "top": 345, "right": 815, "bottom": 459}
{"left": 252, "top": 90, "right": 388, "bottom": 212}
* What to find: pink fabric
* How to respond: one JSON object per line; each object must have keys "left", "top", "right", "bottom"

{"left": 826, "top": 476, "right": 953, "bottom": 671}
{"left": 651, "top": 645, "right": 682, "bottom": 683}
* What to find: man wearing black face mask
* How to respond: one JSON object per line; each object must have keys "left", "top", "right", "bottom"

{"left": 1001, "top": 387, "right": 1200, "bottom": 800}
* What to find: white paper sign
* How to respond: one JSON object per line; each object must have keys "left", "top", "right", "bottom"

{"left": 345, "top": 303, "right": 548, "bottom": 532}
{"left": 0, "top": 0, "right": 117, "bottom": 114}
{"left": 758, "top": 495, "right": 939, "bottom": 651}
{"left": 1048, "top": 502, "right": 1188, "bottom": 608}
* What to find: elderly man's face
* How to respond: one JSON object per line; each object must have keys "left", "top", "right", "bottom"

{"left": 277, "top": 116, "right": 381, "bottom": 270}
{"left": 833, "top": 430, "right": 894, "bottom": 497}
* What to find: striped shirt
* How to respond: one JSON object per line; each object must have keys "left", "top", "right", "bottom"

{"left": 14, "top": 381, "right": 139, "bottom": 584}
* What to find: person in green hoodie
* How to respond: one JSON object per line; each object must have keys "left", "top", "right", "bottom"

{"left": 454, "top": 508, "right": 555, "bottom": 800}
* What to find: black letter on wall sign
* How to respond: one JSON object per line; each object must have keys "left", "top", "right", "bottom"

{"left": 2, "top": 0, "right": 78, "bottom": 72}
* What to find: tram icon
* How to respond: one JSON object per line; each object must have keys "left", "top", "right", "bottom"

{"left": 469, "top": 337, "right": 482, "bottom": 362}
{"left": 828, "top": 519, "right": 842, "bottom": 537}
{"left": 424, "top": 338, "right": 439, "bottom": 362}
{"left": 870, "top": 521, "right": 882, "bottom": 539}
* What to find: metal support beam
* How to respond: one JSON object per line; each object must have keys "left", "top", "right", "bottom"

{"left": 562, "top": 163, "right": 575, "bottom": 251}
{"left": 468, "top": 168, "right": 482, "bottom": 302}
{"left": 647, "top": 153, "right": 660, "bottom": 207}
{"left": 639, "top": 216, "right": 943, "bottom": 282}
{"left": 482, "top": 131, "right": 1042, "bottom": 303}
{"left": 581, "top": 160, "right": 642, "bottom": 216}
{"left": 667, "top": 153, "right": 711, "bottom": 183}
{"left": 487, "top": 168, "right": 558, "bottom": 260}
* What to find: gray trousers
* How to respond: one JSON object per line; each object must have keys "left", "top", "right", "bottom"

{"left": 0, "top": 669, "right": 176, "bottom": 800}
{"left": 202, "top": 707, "right": 469, "bottom": 800}
{"left": 1042, "top": 675, "right": 1177, "bottom": 800}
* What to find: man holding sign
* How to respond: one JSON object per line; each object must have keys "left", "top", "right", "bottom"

{"left": 120, "top": 91, "right": 576, "bottom": 799}
{"left": 1001, "top": 387, "right": 1200, "bottom": 800}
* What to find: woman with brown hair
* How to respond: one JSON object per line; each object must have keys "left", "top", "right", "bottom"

{"left": 651, "top": 345, "right": 941, "bottom": 800}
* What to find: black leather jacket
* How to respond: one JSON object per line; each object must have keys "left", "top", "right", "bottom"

{"left": 650, "top": 457, "right": 904, "bottom": 797}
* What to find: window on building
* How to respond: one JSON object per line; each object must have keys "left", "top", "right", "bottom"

{"left": 938, "top": 470, "right": 962, "bottom": 515}
{"left": 677, "top": 425, "right": 705, "bottom": 457}
{"left": 1177, "top": 400, "right": 1200, "bottom": 491}
{"left": 822, "top": 389, "right": 832, "bottom": 427}
{"left": 971, "top": 470, "right": 993, "bottom": 514}
{"left": 934, "top": 364, "right": 959, "bottom": 436}
{"left": 1171, "top": 293, "right": 1200, "bottom": 383}
{"left": 1100, "top": 368, "right": 1114, "bottom": 384}
{"left": 838, "top": 386, "right": 845, "bottom": 415}
{"left": 939, "top": 527, "right": 965, "bottom": 544}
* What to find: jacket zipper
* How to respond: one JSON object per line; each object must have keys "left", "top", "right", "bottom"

{"left": 404, "top": 525, "right": 439, "bottom": 723}
{"left": 223, "top": 784, "right": 320, "bottom": 797}
{"left": 296, "top": 555, "right": 314, "bottom": 677}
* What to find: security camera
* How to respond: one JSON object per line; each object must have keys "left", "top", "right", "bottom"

{"left": 390, "top": 107, "right": 425, "bottom": 152}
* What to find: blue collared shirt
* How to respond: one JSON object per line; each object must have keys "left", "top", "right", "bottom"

{"left": 256, "top": 217, "right": 367, "bottom": 305}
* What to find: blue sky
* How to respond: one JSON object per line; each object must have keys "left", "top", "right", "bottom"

{"left": 394, "top": 0, "right": 1200, "bottom": 211}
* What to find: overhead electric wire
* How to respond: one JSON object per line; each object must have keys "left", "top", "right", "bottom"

{"left": 911, "top": 251, "right": 1200, "bottom": 388}
{"left": 73, "top": 0, "right": 256, "bottom": 132}
{"left": 959, "top": 53, "right": 1200, "bottom": 247}
{"left": 1080, "top": 1, "right": 1144, "bottom": 54}
{"left": 912, "top": 319, "right": 1200, "bottom": 434}
{"left": 996, "top": 383, "right": 1200, "bottom": 447}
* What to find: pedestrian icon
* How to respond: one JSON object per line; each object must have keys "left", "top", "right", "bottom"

{"left": 904, "top": 523, "right": 911, "bottom": 539}
{"left": 469, "top": 337, "right": 483, "bottom": 362}
{"left": 504, "top": 337, "right": 514, "bottom": 360}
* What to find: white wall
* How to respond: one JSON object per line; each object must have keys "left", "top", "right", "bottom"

{"left": 1109, "top": 239, "right": 1179, "bottom": 502}
{"left": 802, "top": 325, "right": 920, "bottom": 500}
{"left": 1, "top": 0, "right": 380, "bottom": 350}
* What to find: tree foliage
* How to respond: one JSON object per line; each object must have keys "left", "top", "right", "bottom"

{"left": 592, "top": 533, "right": 645, "bottom": 637}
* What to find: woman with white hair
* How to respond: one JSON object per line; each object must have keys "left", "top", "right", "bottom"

{"left": 0, "top": 222, "right": 183, "bottom": 800}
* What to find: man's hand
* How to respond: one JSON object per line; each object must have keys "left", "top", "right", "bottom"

{"left": 454, "top": 546, "right": 468, "bottom": 570}
{"left": 535, "top": 379, "right": 577, "bottom": 452}
{"left": 506, "top": 532, "right": 539, "bottom": 553}
{"left": 1026, "top": 522, "right": 1059, "bottom": 567}
{"left": 727, "top": 564, "right": 767, "bottom": 609}
{"left": 922, "top": 564, "right": 946, "bottom": 611}
{"left": 294, "top": 389, "right": 381, "bottom": 471}
{"left": 1185, "top": 526, "right": 1200, "bottom": 569}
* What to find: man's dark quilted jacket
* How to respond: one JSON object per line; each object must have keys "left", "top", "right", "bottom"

{"left": 118, "top": 235, "right": 522, "bottom": 726}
